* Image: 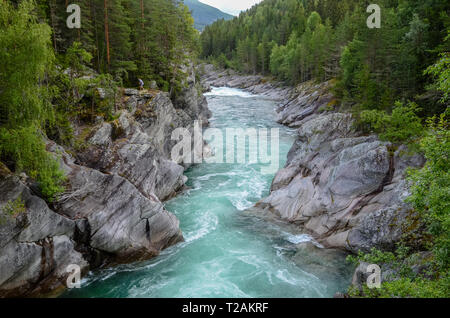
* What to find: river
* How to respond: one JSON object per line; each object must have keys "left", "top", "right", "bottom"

{"left": 63, "top": 87, "right": 352, "bottom": 298}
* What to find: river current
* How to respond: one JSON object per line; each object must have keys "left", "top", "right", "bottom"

{"left": 64, "top": 87, "right": 352, "bottom": 298}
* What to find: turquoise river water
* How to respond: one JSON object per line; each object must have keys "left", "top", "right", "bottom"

{"left": 64, "top": 87, "right": 352, "bottom": 298}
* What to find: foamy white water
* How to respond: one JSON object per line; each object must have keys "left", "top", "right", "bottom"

{"left": 204, "top": 86, "right": 256, "bottom": 98}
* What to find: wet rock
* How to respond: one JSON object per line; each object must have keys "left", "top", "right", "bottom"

{"left": 290, "top": 242, "right": 353, "bottom": 284}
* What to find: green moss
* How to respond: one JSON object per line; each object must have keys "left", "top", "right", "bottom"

{"left": 74, "top": 126, "right": 95, "bottom": 151}
{"left": 111, "top": 120, "right": 125, "bottom": 140}
{"left": 0, "top": 162, "right": 11, "bottom": 179}
{"left": 2, "top": 196, "right": 26, "bottom": 218}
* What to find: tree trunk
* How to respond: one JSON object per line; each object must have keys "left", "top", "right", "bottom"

{"left": 140, "top": 0, "right": 145, "bottom": 29}
{"left": 90, "top": 0, "right": 101, "bottom": 72}
{"left": 49, "top": 0, "right": 57, "bottom": 51}
{"left": 104, "top": 0, "right": 110, "bottom": 69}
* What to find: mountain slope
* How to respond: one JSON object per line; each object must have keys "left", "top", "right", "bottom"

{"left": 184, "top": 0, "right": 234, "bottom": 31}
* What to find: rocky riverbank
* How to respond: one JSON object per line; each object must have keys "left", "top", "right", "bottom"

{"left": 0, "top": 62, "right": 426, "bottom": 297}
{"left": 0, "top": 67, "right": 211, "bottom": 297}
{"left": 200, "top": 64, "right": 426, "bottom": 292}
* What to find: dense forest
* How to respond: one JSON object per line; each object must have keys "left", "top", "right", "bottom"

{"left": 0, "top": 0, "right": 198, "bottom": 200}
{"left": 42, "top": 0, "right": 198, "bottom": 90}
{"left": 201, "top": 0, "right": 449, "bottom": 115}
{"left": 201, "top": 0, "right": 450, "bottom": 298}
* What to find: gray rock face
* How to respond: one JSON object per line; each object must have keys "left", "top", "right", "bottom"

{"left": 0, "top": 176, "right": 88, "bottom": 297}
{"left": 0, "top": 66, "right": 211, "bottom": 297}
{"left": 351, "top": 262, "right": 373, "bottom": 292}
{"left": 80, "top": 81, "right": 210, "bottom": 202}
{"left": 55, "top": 149, "right": 183, "bottom": 262}
{"left": 81, "top": 109, "right": 186, "bottom": 201}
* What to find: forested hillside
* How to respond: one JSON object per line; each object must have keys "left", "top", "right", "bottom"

{"left": 201, "top": 0, "right": 449, "bottom": 115}
{"left": 42, "top": 0, "right": 197, "bottom": 90}
{"left": 184, "top": 0, "right": 233, "bottom": 31}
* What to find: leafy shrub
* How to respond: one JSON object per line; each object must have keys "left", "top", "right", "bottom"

{"left": 2, "top": 196, "right": 26, "bottom": 218}
{"left": 0, "top": 126, "right": 65, "bottom": 201}
{"left": 359, "top": 101, "right": 423, "bottom": 143}
{"left": 407, "top": 112, "right": 450, "bottom": 269}
{"left": 425, "top": 51, "right": 450, "bottom": 104}
{"left": 351, "top": 274, "right": 450, "bottom": 298}
{"left": 0, "top": 1, "right": 65, "bottom": 202}
{"left": 346, "top": 248, "right": 396, "bottom": 266}
{"left": 89, "top": 74, "right": 118, "bottom": 121}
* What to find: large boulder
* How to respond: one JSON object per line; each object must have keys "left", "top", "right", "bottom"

{"left": 254, "top": 84, "right": 425, "bottom": 254}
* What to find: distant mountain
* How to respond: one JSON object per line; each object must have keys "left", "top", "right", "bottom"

{"left": 184, "top": 0, "right": 234, "bottom": 31}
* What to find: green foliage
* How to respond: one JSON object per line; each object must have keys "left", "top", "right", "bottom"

{"left": 0, "top": 126, "right": 65, "bottom": 201}
{"left": 43, "top": 0, "right": 197, "bottom": 93}
{"left": 2, "top": 196, "right": 26, "bottom": 218}
{"left": 346, "top": 248, "right": 397, "bottom": 266}
{"left": 425, "top": 52, "right": 450, "bottom": 104}
{"left": 215, "top": 53, "right": 231, "bottom": 69}
{"left": 407, "top": 113, "right": 450, "bottom": 269}
{"left": 62, "top": 42, "right": 93, "bottom": 75}
{"left": 51, "top": 42, "right": 94, "bottom": 115}
{"left": 0, "top": 0, "right": 54, "bottom": 128}
{"left": 201, "top": 0, "right": 450, "bottom": 114}
{"left": 359, "top": 101, "right": 423, "bottom": 144}
{"left": 48, "top": 43, "right": 119, "bottom": 143}
{"left": 0, "top": 0, "right": 64, "bottom": 201}
{"left": 351, "top": 274, "right": 450, "bottom": 298}
{"left": 87, "top": 74, "right": 118, "bottom": 122}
